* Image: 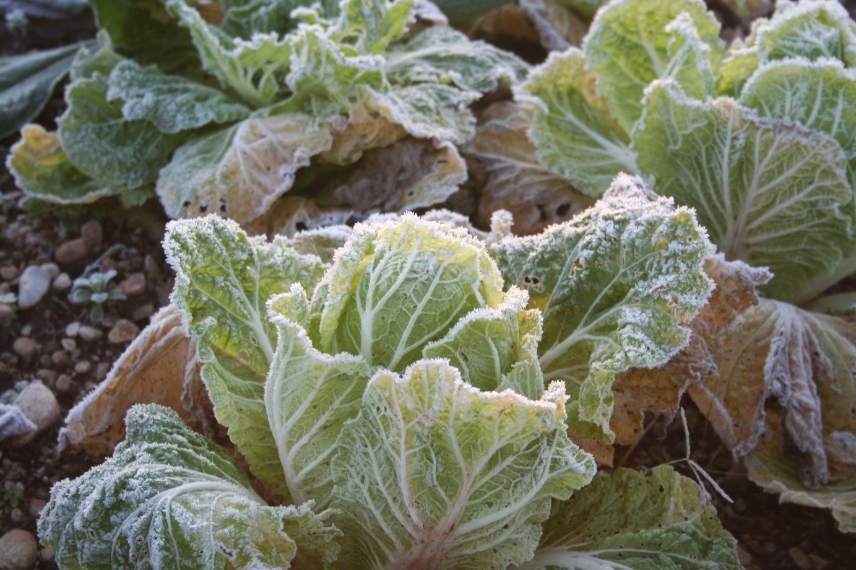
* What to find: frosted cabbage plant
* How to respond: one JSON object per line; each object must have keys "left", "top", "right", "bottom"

{"left": 38, "top": 177, "right": 741, "bottom": 568}
{"left": 5, "top": 0, "right": 526, "bottom": 225}
{"left": 500, "top": 0, "right": 856, "bottom": 531}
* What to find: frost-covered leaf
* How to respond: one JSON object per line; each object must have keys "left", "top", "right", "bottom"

{"left": 362, "top": 82, "right": 478, "bottom": 143}
{"left": 520, "top": 466, "right": 741, "bottom": 569}
{"left": 265, "top": 286, "right": 373, "bottom": 506}
{"left": 6, "top": 124, "right": 118, "bottom": 205}
{"left": 0, "top": 41, "right": 89, "bottom": 139}
{"left": 583, "top": 0, "right": 723, "bottom": 131}
{"left": 716, "top": 47, "right": 760, "bottom": 96}
{"left": 166, "top": 0, "right": 294, "bottom": 107}
{"left": 424, "top": 287, "right": 545, "bottom": 399}
{"left": 57, "top": 305, "right": 209, "bottom": 457}
{"left": 106, "top": 59, "right": 251, "bottom": 133}
{"left": 331, "top": 360, "right": 596, "bottom": 569}
{"left": 59, "top": 75, "right": 183, "bottom": 190}
{"left": 746, "top": 409, "right": 856, "bottom": 534}
{"left": 327, "top": 138, "right": 467, "bottom": 212}
{"left": 519, "top": 48, "right": 637, "bottom": 197}
{"left": 466, "top": 102, "right": 593, "bottom": 235}
{"left": 39, "top": 404, "right": 341, "bottom": 569}
{"left": 635, "top": 80, "right": 852, "bottom": 303}
{"left": 334, "top": 0, "right": 414, "bottom": 54}
{"left": 165, "top": 215, "right": 326, "bottom": 498}
{"left": 754, "top": 0, "right": 856, "bottom": 66}
{"left": 311, "top": 214, "right": 505, "bottom": 371}
{"left": 384, "top": 25, "right": 527, "bottom": 94}
{"left": 740, "top": 58, "right": 856, "bottom": 192}
{"left": 491, "top": 175, "right": 713, "bottom": 440}
{"left": 611, "top": 256, "right": 771, "bottom": 454}
{"left": 690, "top": 300, "right": 856, "bottom": 489}
{"left": 157, "top": 114, "right": 333, "bottom": 224}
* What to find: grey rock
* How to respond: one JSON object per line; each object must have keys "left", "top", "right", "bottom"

{"left": 11, "top": 382, "right": 60, "bottom": 444}
{"left": 12, "top": 337, "right": 38, "bottom": 359}
{"left": 78, "top": 325, "right": 103, "bottom": 342}
{"left": 52, "top": 273, "right": 71, "bottom": 292}
{"left": 17, "top": 266, "right": 50, "bottom": 309}
{"left": 0, "top": 529, "right": 38, "bottom": 570}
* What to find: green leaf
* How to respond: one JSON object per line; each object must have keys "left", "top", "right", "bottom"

{"left": 740, "top": 57, "right": 856, "bottom": 191}
{"left": 754, "top": 0, "right": 856, "bottom": 66}
{"left": 310, "top": 214, "right": 505, "bottom": 371}
{"left": 106, "top": 59, "right": 251, "bottom": 133}
{"left": 334, "top": 0, "right": 415, "bottom": 54}
{"left": 166, "top": 0, "right": 293, "bottom": 107}
{"left": 583, "top": 0, "right": 723, "bottom": 131}
{"left": 361, "top": 82, "right": 478, "bottom": 143}
{"left": 519, "top": 48, "right": 637, "bottom": 198}
{"left": 716, "top": 46, "right": 759, "bottom": 96}
{"left": 383, "top": 26, "right": 528, "bottom": 94}
{"left": 90, "top": 0, "right": 200, "bottom": 73}
{"left": 635, "top": 80, "right": 853, "bottom": 303}
{"left": 6, "top": 124, "right": 119, "bottom": 205}
{"left": 265, "top": 286, "right": 373, "bottom": 506}
{"left": 164, "top": 215, "right": 326, "bottom": 498}
{"left": 521, "top": 466, "right": 741, "bottom": 569}
{"left": 58, "top": 75, "right": 183, "bottom": 190}
{"left": 156, "top": 113, "right": 333, "bottom": 224}
{"left": 0, "top": 41, "right": 90, "bottom": 140}
{"left": 423, "top": 287, "right": 545, "bottom": 399}
{"left": 331, "top": 359, "right": 596, "bottom": 568}
{"left": 282, "top": 25, "right": 385, "bottom": 120}
{"left": 38, "top": 404, "right": 341, "bottom": 569}
{"left": 490, "top": 175, "right": 713, "bottom": 440}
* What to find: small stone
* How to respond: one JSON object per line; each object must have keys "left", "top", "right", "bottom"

{"left": 55, "top": 238, "right": 88, "bottom": 265}
{"left": 65, "top": 321, "right": 80, "bottom": 337}
{"left": 36, "top": 369, "right": 56, "bottom": 385}
{"left": 120, "top": 272, "right": 147, "bottom": 297}
{"left": 0, "top": 529, "right": 38, "bottom": 570}
{"left": 55, "top": 374, "right": 72, "bottom": 393}
{"left": 12, "top": 337, "right": 38, "bottom": 359}
{"left": 17, "top": 266, "right": 50, "bottom": 309}
{"left": 12, "top": 382, "right": 60, "bottom": 444}
{"left": 78, "top": 325, "right": 102, "bottom": 342}
{"left": 28, "top": 498, "right": 46, "bottom": 519}
{"left": 108, "top": 319, "right": 140, "bottom": 344}
{"left": 9, "top": 508, "right": 24, "bottom": 523}
{"left": 808, "top": 554, "right": 830, "bottom": 569}
{"left": 40, "top": 547, "right": 55, "bottom": 563}
{"left": 80, "top": 220, "right": 103, "bottom": 250}
{"left": 51, "top": 350, "right": 70, "bottom": 367}
{"left": 0, "top": 265, "right": 18, "bottom": 281}
{"left": 74, "top": 360, "right": 91, "bottom": 374}
{"left": 0, "top": 304, "right": 13, "bottom": 327}
{"left": 789, "top": 547, "right": 811, "bottom": 570}
{"left": 61, "top": 338, "right": 77, "bottom": 352}
{"left": 52, "top": 272, "right": 71, "bottom": 292}
{"left": 132, "top": 303, "right": 155, "bottom": 322}
{"left": 40, "top": 262, "right": 60, "bottom": 280}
